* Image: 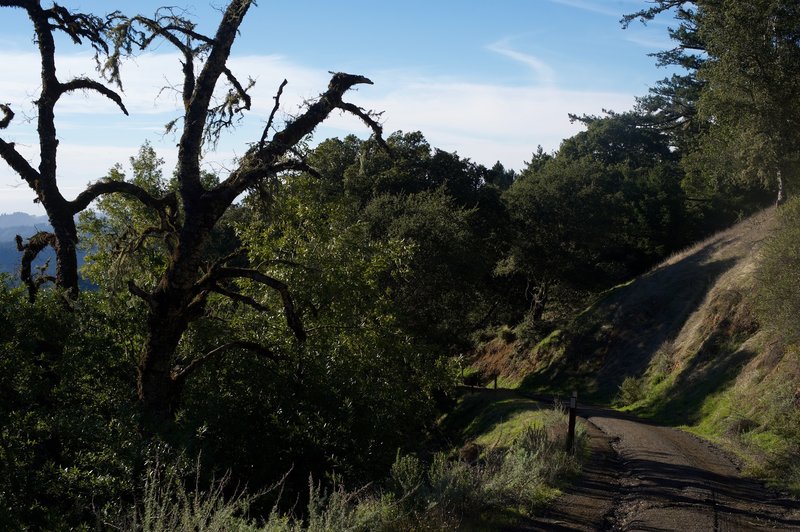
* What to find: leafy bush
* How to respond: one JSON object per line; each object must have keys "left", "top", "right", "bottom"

{"left": 0, "top": 282, "right": 138, "bottom": 529}
{"left": 616, "top": 375, "right": 646, "bottom": 406}
{"left": 117, "top": 454, "right": 261, "bottom": 532}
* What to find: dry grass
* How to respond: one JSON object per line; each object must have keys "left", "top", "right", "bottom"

{"left": 652, "top": 208, "right": 775, "bottom": 271}
{"left": 468, "top": 337, "right": 527, "bottom": 386}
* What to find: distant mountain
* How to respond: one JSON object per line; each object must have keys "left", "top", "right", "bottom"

{"left": 0, "top": 214, "right": 93, "bottom": 286}
{"left": 0, "top": 213, "right": 54, "bottom": 278}
{"left": 0, "top": 212, "right": 49, "bottom": 228}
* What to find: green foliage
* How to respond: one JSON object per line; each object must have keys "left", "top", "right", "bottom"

{"left": 117, "top": 453, "right": 262, "bottom": 532}
{"left": 627, "top": 0, "right": 800, "bottom": 217}
{"left": 339, "top": 131, "right": 515, "bottom": 348}
{"left": 0, "top": 282, "right": 138, "bottom": 529}
{"left": 503, "top": 113, "right": 690, "bottom": 327}
{"left": 695, "top": 0, "right": 800, "bottom": 197}
{"left": 362, "top": 189, "right": 486, "bottom": 348}
{"left": 79, "top": 142, "right": 172, "bottom": 292}
{"left": 616, "top": 376, "right": 646, "bottom": 406}
{"left": 171, "top": 160, "right": 460, "bottom": 502}
{"left": 245, "top": 131, "right": 517, "bottom": 354}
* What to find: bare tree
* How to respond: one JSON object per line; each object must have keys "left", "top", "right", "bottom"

{"left": 0, "top": 0, "right": 386, "bottom": 432}
{"left": 0, "top": 1, "right": 134, "bottom": 299}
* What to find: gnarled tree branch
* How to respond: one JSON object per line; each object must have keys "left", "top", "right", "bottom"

{"left": 0, "top": 138, "right": 41, "bottom": 191}
{"left": 210, "top": 284, "right": 270, "bottom": 313}
{"left": 69, "top": 179, "right": 176, "bottom": 214}
{"left": 15, "top": 231, "right": 56, "bottom": 301}
{"left": 217, "top": 72, "right": 385, "bottom": 201}
{"left": 0, "top": 104, "right": 41, "bottom": 190}
{"left": 197, "top": 266, "right": 306, "bottom": 342}
{"left": 45, "top": 3, "right": 113, "bottom": 53}
{"left": 172, "top": 340, "right": 282, "bottom": 383}
{"left": 0, "top": 103, "right": 13, "bottom": 129}
{"left": 222, "top": 67, "right": 252, "bottom": 112}
{"left": 336, "top": 101, "right": 389, "bottom": 153}
{"left": 59, "top": 77, "right": 129, "bottom": 115}
{"left": 260, "top": 78, "right": 288, "bottom": 147}
{"left": 128, "top": 279, "right": 154, "bottom": 306}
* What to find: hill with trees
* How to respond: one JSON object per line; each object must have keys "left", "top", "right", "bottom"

{"left": 477, "top": 206, "right": 799, "bottom": 492}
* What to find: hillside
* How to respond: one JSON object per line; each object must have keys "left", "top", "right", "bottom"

{"left": 478, "top": 208, "right": 800, "bottom": 491}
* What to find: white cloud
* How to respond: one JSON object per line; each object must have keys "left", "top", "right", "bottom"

{"left": 487, "top": 39, "right": 556, "bottom": 86}
{"left": 0, "top": 51, "right": 637, "bottom": 212}
{"left": 350, "top": 81, "right": 634, "bottom": 169}
{"left": 0, "top": 51, "right": 326, "bottom": 117}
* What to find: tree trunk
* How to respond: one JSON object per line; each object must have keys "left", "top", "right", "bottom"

{"left": 529, "top": 280, "right": 549, "bottom": 323}
{"left": 49, "top": 206, "right": 80, "bottom": 296}
{"left": 138, "top": 313, "right": 185, "bottom": 433}
{"left": 137, "top": 211, "right": 217, "bottom": 433}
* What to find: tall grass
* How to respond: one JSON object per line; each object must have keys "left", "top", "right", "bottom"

{"left": 111, "top": 453, "right": 263, "bottom": 532}
{"left": 114, "top": 406, "right": 583, "bottom": 531}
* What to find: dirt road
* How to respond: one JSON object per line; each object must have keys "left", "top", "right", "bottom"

{"left": 521, "top": 406, "right": 800, "bottom": 531}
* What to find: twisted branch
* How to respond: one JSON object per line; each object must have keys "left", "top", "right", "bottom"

{"left": 260, "top": 79, "right": 288, "bottom": 147}
{"left": 0, "top": 104, "right": 41, "bottom": 190}
{"left": 220, "top": 72, "right": 386, "bottom": 199}
{"left": 196, "top": 266, "right": 306, "bottom": 342}
{"left": 0, "top": 103, "right": 13, "bottom": 129}
{"left": 210, "top": 284, "right": 270, "bottom": 313}
{"left": 59, "top": 78, "right": 129, "bottom": 115}
{"left": 70, "top": 180, "right": 176, "bottom": 214}
{"left": 15, "top": 231, "right": 56, "bottom": 301}
{"left": 172, "top": 340, "right": 282, "bottom": 382}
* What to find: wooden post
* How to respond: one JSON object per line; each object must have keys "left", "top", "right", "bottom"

{"left": 493, "top": 374, "right": 498, "bottom": 390}
{"left": 566, "top": 390, "right": 577, "bottom": 454}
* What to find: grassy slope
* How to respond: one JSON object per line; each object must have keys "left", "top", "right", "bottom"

{"left": 493, "top": 208, "right": 799, "bottom": 492}
{"left": 437, "top": 388, "right": 586, "bottom": 528}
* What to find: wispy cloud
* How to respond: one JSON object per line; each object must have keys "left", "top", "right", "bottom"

{"left": 624, "top": 33, "right": 674, "bottom": 51}
{"left": 487, "top": 38, "right": 556, "bottom": 86}
{"left": 0, "top": 51, "right": 637, "bottom": 212}
{"left": 338, "top": 79, "right": 634, "bottom": 169}
{"left": 547, "top": 0, "right": 622, "bottom": 17}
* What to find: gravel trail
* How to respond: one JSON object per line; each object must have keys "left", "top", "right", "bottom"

{"left": 516, "top": 406, "right": 800, "bottom": 531}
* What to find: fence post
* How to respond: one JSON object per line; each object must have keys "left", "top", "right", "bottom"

{"left": 493, "top": 374, "right": 498, "bottom": 390}
{"left": 566, "top": 390, "right": 577, "bottom": 454}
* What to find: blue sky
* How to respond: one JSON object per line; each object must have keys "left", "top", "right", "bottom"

{"left": 0, "top": 0, "right": 679, "bottom": 214}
